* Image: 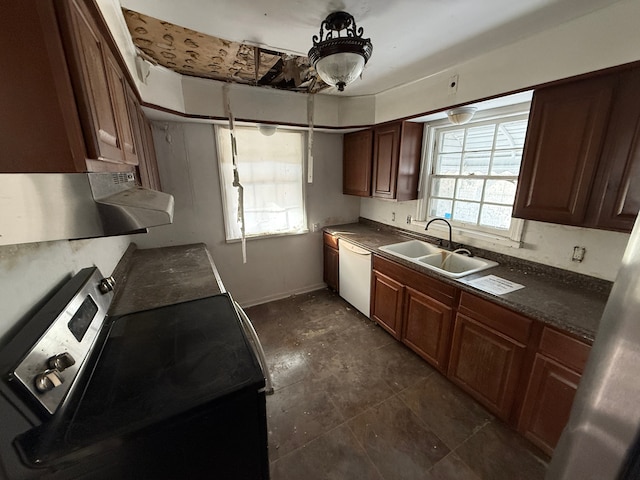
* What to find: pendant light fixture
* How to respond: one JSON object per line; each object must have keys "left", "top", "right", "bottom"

{"left": 308, "top": 11, "right": 373, "bottom": 92}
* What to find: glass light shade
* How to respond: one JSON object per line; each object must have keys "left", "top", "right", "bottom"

{"left": 315, "top": 52, "right": 365, "bottom": 91}
{"left": 446, "top": 107, "right": 477, "bottom": 125}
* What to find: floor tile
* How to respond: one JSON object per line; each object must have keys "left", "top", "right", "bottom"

{"left": 348, "top": 395, "right": 450, "bottom": 480}
{"left": 247, "top": 289, "right": 548, "bottom": 479}
{"left": 424, "top": 453, "right": 480, "bottom": 480}
{"left": 454, "top": 421, "right": 548, "bottom": 480}
{"left": 399, "top": 373, "right": 493, "bottom": 450}
{"left": 266, "top": 374, "right": 344, "bottom": 460}
{"left": 367, "top": 341, "right": 438, "bottom": 392}
{"left": 270, "top": 424, "right": 384, "bottom": 480}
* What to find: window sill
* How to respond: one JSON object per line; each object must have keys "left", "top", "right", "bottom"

{"left": 225, "top": 228, "right": 310, "bottom": 243}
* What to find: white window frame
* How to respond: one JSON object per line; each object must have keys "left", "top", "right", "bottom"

{"left": 215, "top": 125, "right": 309, "bottom": 242}
{"left": 416, "top": 103, "right": 531, "bottom": 248}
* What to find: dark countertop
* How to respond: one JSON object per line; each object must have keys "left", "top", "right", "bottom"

{"left": 109, "top": 243, "right": 224, "bottom": 317}
{"left": 325, "top": 221, "right": 612, "bottom": 343}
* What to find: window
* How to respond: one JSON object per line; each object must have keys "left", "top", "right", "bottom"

{"left": 216, "top": 126, "right": 307, "bottom": 240}
{"left": 422, "top": 109, "right": 529, "bottom": 241}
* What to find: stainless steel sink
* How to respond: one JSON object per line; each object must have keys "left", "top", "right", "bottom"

{"left": 379, "top": 240, "right": 498, "bottom": 278}
{"left": 378, "top": 239, "right": 442, "bottom": 258}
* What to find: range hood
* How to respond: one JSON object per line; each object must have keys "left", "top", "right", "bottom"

{"left": 0, "top": 172, "right": 174, "bottom": 246}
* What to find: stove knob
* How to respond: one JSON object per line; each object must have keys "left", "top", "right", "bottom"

{"left": 47, "top": 352, "right": 75, "bottom": 372}
{"left": 99, "top": 276, "right": 116, "bottom": 294}
{"left": 34, "top": 370, "right": 63, "bottom": 393}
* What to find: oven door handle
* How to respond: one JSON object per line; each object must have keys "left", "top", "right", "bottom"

{"left": 233, "top": 300, "right": 275, "bottom": 395}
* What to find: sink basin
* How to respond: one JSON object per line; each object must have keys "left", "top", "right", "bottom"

{"left": 378, "top": 239, "right": 442, "bottom": 258}
{"left": 418, "top": 252, "right": 498, "bottom": 278}
{"left": 379, "top": 240, "right": 498, "bottom": 278}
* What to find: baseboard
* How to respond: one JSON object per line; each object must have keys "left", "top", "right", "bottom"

{"left": 238, "top": 283, "right": 329, "bottom": 309}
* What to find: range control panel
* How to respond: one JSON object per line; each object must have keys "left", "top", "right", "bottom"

{"left": 12, "top": 269, "right": 114, "bottom": 415}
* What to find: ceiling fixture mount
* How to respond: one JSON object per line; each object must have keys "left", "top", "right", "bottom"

{"left": 446, "top": 107, "right": 477, "bottom": 125}
{"left": 308, "top": 11, "right": 373, "bottom": 92}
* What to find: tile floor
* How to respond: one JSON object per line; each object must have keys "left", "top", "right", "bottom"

{"left": 246, "top": 289, "right": 549, "bottom": 480}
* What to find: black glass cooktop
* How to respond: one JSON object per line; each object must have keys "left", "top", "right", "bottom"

{"left": 17, "top": 293, "right": 264, "bottom": 466}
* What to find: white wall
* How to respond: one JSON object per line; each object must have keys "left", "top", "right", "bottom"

{"left": 359, "top": 197, "right": 629, "bottom": 281}
{"left": 373, "top": 0, "right": 640, "bottom": 124}
{"left": 0, "top": 237, "right": 131, "bottom": 347}
{"left": 133, "top": 122, "right": 360, "bottom": 306}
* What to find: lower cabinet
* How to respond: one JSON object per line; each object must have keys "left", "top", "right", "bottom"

{"left": 323, "top": 233, "right": 339, "bottom": 292}
{"left": 340, "top": 251, "right": 593, "bottom": 455}
{"left": 403, "top": 287, "right": 453, "bottom": 373}
{"left": 448, "top": 307, "right": 531, "bottom": 421}
{"left": 371, "top": 255, "right": 456, "bottom": 372}
{"left": 518, "top": 327, "right": 591, "bottom": 455}
{"left": 371, "top": 270, "right": 404, "bottom": 338}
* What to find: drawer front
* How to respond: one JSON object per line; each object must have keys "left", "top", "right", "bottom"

{"left": 373, "top": 254, "right": 457, "bottom": 306}
{"left": 323, "top": 232, "right": 339, "bottom": 250}
{"left": 458, "top": 292, "right": 532, "bottom": 344}
{"left": 539, "top": 327, "right": 591, "bottom": 373}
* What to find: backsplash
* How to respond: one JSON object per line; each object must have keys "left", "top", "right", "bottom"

{"left": 360, "top": 197, "right": 630, "bottom": 282}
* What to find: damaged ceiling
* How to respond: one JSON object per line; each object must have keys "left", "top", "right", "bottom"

{"left": 122, "top": 9, "right": 329, "bottom": 93}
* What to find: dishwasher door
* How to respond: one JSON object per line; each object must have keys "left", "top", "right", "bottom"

{"left": 338, "top": 239, "right": 372, "bottom": 317}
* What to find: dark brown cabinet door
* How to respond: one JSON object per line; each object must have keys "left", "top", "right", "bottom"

{"left": 402, "top": 286, "right": 453, "bottom": 373}
{"left": 590, "top": 68, "right": 640, "bottom": 231}
{"left": 518, "top": 326, "right": 591, "bottom": 455}
{"left": 371, "top": 271, "right": 404, "bottom": 339}
{"left": 448, "top": 313, "right": 527, "bottom": 421}
{"left": 518, "top": 354, "right": 581, "bottom": 455}
{"left": 513, "top": 75, "right": 616, "bottom": 225}
{"left": 343, "top": 130, "right": 373, "bottom": 196}
{"left": 0, "top": 0, "right": 86, "bottom": 172}
{"left": 106, "top": 51, "right": 138, "bottom": 166}
{"left": 61, "top": 0, "right": 124, "bottom": 164}
{"left": 372, "top": 123, "right": 401, "bottom": 199}
{"left": 136, "top": 109, "right": 163, "bottom": 190}
{"left": 323, "top": 244, "right": 339, "bottom": 292}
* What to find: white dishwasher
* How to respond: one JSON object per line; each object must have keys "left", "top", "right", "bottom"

{"left": 338, "top": 239, "right": 372, "bottom": 317}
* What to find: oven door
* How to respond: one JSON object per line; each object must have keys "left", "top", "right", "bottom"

{"left": 11, "top": 294, "right": 269, "bottom": 480}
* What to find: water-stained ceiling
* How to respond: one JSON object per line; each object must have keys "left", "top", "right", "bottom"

{"left": 122, "top": 9, "right": 328, "bottom": 93}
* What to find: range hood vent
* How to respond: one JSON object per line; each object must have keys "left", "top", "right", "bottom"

{"left": 0, "top": 173, "right": 174, "bottom": 247}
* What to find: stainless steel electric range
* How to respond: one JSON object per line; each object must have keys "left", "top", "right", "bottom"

{"left": 0, "top": 267, "right": 270, "bottom": 479}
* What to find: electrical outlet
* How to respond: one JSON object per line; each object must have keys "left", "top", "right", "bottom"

{"left": 391, "top": 212, "right": 396, "bottom": 222}
{"left": 312, "top": 223, "right": 320, "bottom": 232}
{"left": 448, "top": 74, "right": 459, "bottom": 95}
{"left": 406, "top": 215, "right": 412, "bottom": 224}
{"left": 572, "top": 246, "right": 586, "bottom": 263}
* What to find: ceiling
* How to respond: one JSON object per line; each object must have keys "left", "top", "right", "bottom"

{"left": 119, "top": 0, "right": 622, "bottom": 97}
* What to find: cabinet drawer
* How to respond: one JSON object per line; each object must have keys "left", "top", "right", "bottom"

{"left": 458, "top": 292, "right": 532, "bottom": 344}
{"left": 323, "top": 232, "right": 339, "bottom": 250}
{"left": 539, "top": 327, "right": 591, "bottom": 373}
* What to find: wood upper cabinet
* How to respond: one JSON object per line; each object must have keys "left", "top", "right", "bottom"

{"left": 514, "top": 65, "right": 640, "bottom": 232}
{"left": 518, "top": 327, "right": 591, "bottom": 455}
{"left": 371, "top": 121, "right": 424, "bottom": 201}
{"left": 0, "top": 0, "right": 86, "bottom": 172}
{"left": 587, "top": 67, "right": 640, "bottom": 231}
{"left": 323, "top": 233, "right": 339, "bottom": 292}
{"left": 343, "top": 130, "right": 373, "bottom": 196}
{"left": 58, "top": 0, "right": 137, "bottom": 169}
{"left": 1, "top": 0, "right": 149, "bottom": 174}
{"left": 448, "top": 292, "right": 533, "bottom": 421}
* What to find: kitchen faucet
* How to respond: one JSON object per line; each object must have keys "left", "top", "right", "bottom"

{"left": 425, "top": 218, "right": 453, "bottom": 249}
